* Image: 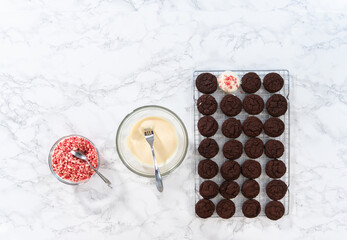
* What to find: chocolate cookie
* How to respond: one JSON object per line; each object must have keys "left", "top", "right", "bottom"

{"left": 198, "top": 138, "right": 219, "bottom": 158}
{"left": 195, "top": 199, "right": 215, "bottom": 218}
{"left": 263, "top": 73, "right": 284, "bottom": 93}
{"left": 265, "top": 140, "right": 284, "bottom": 158}
{"left": 244, "top": 137, "right": 264, "bottom": 159}
{"left": 198, "top": 159, "right": 219, "bottom": 179}
{"left": 266, "top": 160, "right": 286, "bottom": 178}
{"left": 221, "top": 160, "right": 241, "bottom": 181}
{"left": 241, "top": 160, "right": 261, "bottom": 179}
{"left": 219, "top": 181, "right": 240, "bottom": 199}
{"left": 241, "top": 179, "right": 260, "bottom": 198}
{"left": 220, "top": 95, "right": 242, "bottom": 117}
{"left": 216, "top": 199, "right": 236, "bottom": 219}
{"left": 196, "top": 73, "right": 218, "bottom": 94}
{"left": 242, "top": 199, "right": 261, "bottom": 218}
{"left": 243, "top": 116, "right": 263, "bottom": 137}
{"left": 197, "top": 94, "right": 218, "bottom": 115}
{"left": 198, "top": 116, "right": 218, "bottom": 137}
{"left": 223, "top": 140, "right": 243, "bottom": 160}
{"left": 264, "top": 117, "right": 285, "bottom": 137}
{"left": 243, "top": 94, "right": 264, "bottom": 115}
{"left": 265, "top": 201, "right": 285, "bottom": 220}
{"left": 199, "top": 180, "right": 219, "bottom": 199}
{"left": 241, "top": 72, "right": 261, "bottom": 93}
{"left": 221, "top": 118, "right": 242, "bottom": 138}
{"left": 266, "top": 94, "right": 288, "bottom": 117}
{"left": 266, "top": 180, "right": 287, "bottom": 200}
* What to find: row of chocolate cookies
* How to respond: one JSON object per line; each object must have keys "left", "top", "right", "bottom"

{"left": 197, "top": 93, "right": 288, "bottom": 117}
{"left": 199, "top": 159, "right": 261, "bottom": 180}
{"left": 195, "top": 72, "right": 284, "bottom": 95}
{"left": 240, "top": 151, "right": 262, "bottom": 217}
{"left": 241, "top": 158, "right": 262, "bottom": 217}
{"left": 242, "top": 72, "right": 285, "bottom": 93}
{"left": 266, "top": 76, "right": 287, "bottom": 220}
{"left": 197, "top": 137, "right": 285, "bottom": 160}
{"left": 264, "top": 141, "right": 287, "bottom": 220}
{"left": 198, "top": 115, "right": 285, "bottom": 139}
{"left": 261, "top": 72, "right": 288, "bottom": 220}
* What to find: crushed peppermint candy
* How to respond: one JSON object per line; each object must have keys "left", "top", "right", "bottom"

{"left": 51, "top": 136, "right": 98, "bottom": 182}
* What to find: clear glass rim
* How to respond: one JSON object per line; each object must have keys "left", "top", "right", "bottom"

{"left": 48, "top": 134, "right": 100, "bottom": 185}
{"left": 116, "top": 105, "right": 188, "bottom": 178}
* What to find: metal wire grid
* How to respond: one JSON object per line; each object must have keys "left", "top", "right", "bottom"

{"left": 193, "top": 69, "right": 290, "bottom": 218}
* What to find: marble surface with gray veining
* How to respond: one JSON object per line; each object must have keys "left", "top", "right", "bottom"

{"left": 0, "top": 0, "right": 346, "bottom": 239}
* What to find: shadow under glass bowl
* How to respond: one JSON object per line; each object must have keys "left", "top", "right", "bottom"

{"left": 48, "top": 134, "right": 100, "bottom": 185}
{"left": 116, "top": 105, "right": 188, "bottom": 177}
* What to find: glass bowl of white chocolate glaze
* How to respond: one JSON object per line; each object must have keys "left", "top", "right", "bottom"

{"left": 116, "top": 105, "right": 188, "bottom": 177}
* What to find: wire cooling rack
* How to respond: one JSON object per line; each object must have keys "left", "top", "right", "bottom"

{"left": 194, "top": 70, "right": 290, "bottom": 218}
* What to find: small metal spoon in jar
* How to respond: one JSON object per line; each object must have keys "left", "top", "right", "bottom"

{"left": 70, "top": 150, "right": 112, "bottom": 188}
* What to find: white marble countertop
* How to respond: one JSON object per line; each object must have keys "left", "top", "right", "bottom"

{"left": 1, "top": 0, "right": 347, "bottom": 239}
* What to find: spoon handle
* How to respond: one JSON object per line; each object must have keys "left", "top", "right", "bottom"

{"left": 87, "top": 162, "right": 112, "bottom": 188}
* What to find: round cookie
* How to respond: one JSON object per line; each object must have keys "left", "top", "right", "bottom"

{"left": 264, "top": 117, "right": 285, "bottom": 137}
{"left": 241, "top": 179, "right": 260, "bottom": 198}
{"left": 265, "top": 139, "right": 284, "bottom": 158}
{"left": 243, "top": 94, "right": 264, "bottom": 115}
{"left": 265, "top": 201, "right": 285, "bottom": 220}
{"left": 197, "top": 94, "right": 218, "bottom": 115}
{"left": 221, "top": 118, "right": 242, "bottom": 138}
{"left": 244, "top": 137, "right": 264, "bottom": 159}
{"left": 266, "top": 180, "right": 288, "bottom": 200}
{"left": 266, "top": 160, "right": 286, "bottom": 178}
{"left": 220, "top": 95, "right": 242, "bottom": 117}
{"left": 198, "top": 116, "right": 218, "bottom": 137}
{"left": 242, "top": 199, "right": 261, "bottom": 218}
{"left": 241, "top": 160, "right": 261, "bottom": 179}
{"left": 241, "top": 72, "right": 261, "bottom": 93}
{"left": 217, "top": 71, "right": 241, "bottom": 93}
{"left": 198, "top": 159, "right": 219, "bottom": 179}
{"left": 199, "top": 180, "right": 219, "bottom": 199}
{"left": 219, "top": 181, "right": 240, "bottom": 199}
{"left": 198, "top": 138, "right": 219, "bottom": 158}
{"left": 263, "top": 73, "right": 284, "bottom": 93}
{"left": 223, "top": 140, "right": 243, "bottom": 160}
{"left": 196, "top": 73, "right": 218, "bottom": 94}
{"left": 195, "top": 199, "right": 215, "bottom": 218}
{"left": 243, "top": 116, "right": 263, "bottom": 137}
{"left": 266, "top": 94, "right": 288, "bottom": 117}
{"left": 216, "top": 199, "right": 236, "bottom": 219}
{"left": 221, "top": 160, "right": 241, "bottom": 181}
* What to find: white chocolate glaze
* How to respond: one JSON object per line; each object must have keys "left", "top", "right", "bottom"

{"left": 127, "top": 117, "right": 178, "bottom": 165}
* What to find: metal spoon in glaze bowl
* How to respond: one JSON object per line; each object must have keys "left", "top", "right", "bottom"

{"left": 70, "top": 150, "right": 112, "bottom": 188}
